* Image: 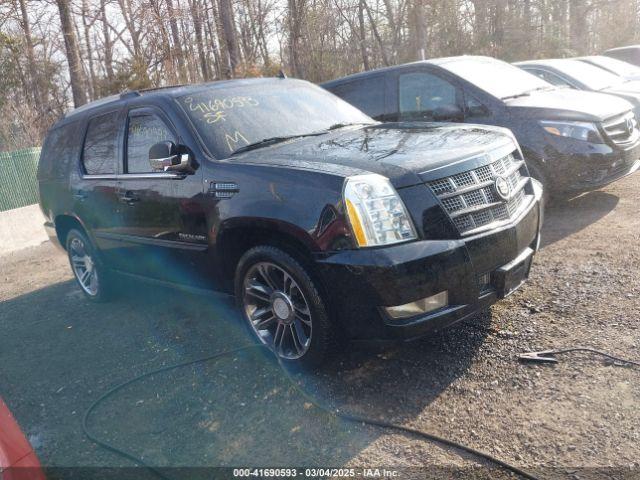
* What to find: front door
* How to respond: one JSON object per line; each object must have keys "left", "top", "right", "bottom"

{"left": 113, "top": 107, "right": 209, "bottom": 286}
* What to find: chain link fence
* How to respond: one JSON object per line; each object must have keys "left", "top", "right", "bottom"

{"left": 0, "top": 147, "right": 41, "bottom": 212}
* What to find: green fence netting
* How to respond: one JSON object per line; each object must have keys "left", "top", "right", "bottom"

{"left": 0, "top": 147, "right": 41, "bottom": 212}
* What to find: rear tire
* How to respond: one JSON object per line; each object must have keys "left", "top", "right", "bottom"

{"left": 66, "top": 228, "right": 113, "bottom": 303}
{"left": 234, "top": 246, "right": 334, "bottom": 369}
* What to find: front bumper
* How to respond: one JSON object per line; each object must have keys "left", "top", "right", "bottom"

{"left": 543, "top": 139, "right": 640, "bottom": 193}
{"left": 316, "top": 182, "right": 543, "bottom": 340}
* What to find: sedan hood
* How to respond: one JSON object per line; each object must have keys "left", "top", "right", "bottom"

{"left": 601, "top": 86, "right": 640, "bottom": 108}
{"left": 228, "top": 123, "right": 516, "bottom": 188}
{"left": 505, "top": 88, "right": 634, "bottom": 122}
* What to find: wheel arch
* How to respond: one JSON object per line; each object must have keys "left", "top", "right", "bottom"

{"left": 54, "top": 214, "right": 87, "bottom": 250}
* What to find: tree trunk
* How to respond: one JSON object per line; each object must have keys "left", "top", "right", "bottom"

{"left": 56, "top": 0, "right": 88, "bottom": 107}
{"left": 191, "top": 0, "right": 211, "bottom": 80}
{"left": 81, "top": 0, "right": 97, "bottom": 100}
{"left": 358, "top": 0, "right": 370, "bottom": 70}
{"left": 166, "top": 0, "right": 187, "bottom": 81}
{"left": 100, "top": 0, "right": 115, "bottom": 84}
{"left": 287, "top": 0, "right": 305, "bottom": 77}
{"left": 219, "top": 0, "right": 240, "bottom": 77}
{"left": 569, "top": 0, "right": 587, "bottom": 54}
{"left": 17, "top": 0, "right": 45, "bottom": 109}
{"left": 410, "top": 0, "right": 427, "bottom": 60}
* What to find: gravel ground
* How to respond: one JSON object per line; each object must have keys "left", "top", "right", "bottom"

{"left": 1, "top": 173, "right": 639, "bottom": 479}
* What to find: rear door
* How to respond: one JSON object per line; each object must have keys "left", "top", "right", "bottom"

{"left": 74, "top": 108, "right": 125, "bottom": 264}
{"left": 113, "top": 106, "right": 209, "bottom": 286}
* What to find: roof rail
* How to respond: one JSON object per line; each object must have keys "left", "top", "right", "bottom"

{"left": 120, "top": 90, "right": 141, "bottom": 99}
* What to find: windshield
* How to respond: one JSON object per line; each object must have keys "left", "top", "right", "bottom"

{"left": 551, "top": 60, "right": 623, "bottom": 90}
{"left": 177, "top": 81, "right": 374, "bottom": 158}
{"left": 586, "top": 56, "right": 640, "bottom": 78}
{"left": 439, "top": 58, "right": 553, "bottom": 99}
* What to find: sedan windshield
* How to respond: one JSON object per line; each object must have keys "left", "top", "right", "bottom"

{"left": 176, "top": 81, "right": 374, "bottom": 158}
{"left": 550, "top": 59, "right": 623, "bottom": 90}
{"left": 439, "top": 58, "right": 553, "bottom": 100}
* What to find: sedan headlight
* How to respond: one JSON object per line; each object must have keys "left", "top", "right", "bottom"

{"left": 343, "top": 174, "right": 417, "bottom": 247}
{"left": 539, "top": 120, "right": 604, "bottom": 143}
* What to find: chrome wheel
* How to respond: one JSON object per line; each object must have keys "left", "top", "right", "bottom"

{"left": 242, "top": 262, "right": 312, "bottom": 359}
{"left": 69, "top": 236, "right": 99, "bottom": 296}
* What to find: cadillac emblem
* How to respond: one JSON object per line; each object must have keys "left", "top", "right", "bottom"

{"left": 494, "top": 176, "right": 511, "bottom": 201}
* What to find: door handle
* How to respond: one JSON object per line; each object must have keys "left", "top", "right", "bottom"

{"left": 73, "top": 190, "right": 87, "bottom": 201}
{"left": 119, "top": 191, "right": 140, "bottom": 205}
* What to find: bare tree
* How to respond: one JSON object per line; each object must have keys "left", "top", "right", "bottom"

{"left": 56, "top": 0, "right": 87, "bottom": 107}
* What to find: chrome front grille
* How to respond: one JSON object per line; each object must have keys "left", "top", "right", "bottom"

{"left": 428, "top": 153, "right": 531, "bottom": 236}
{"left": 602, "top": 111, "right": 639, "bottom": 146}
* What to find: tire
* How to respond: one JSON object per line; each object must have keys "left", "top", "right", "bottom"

{"left": 234, "top": 245, "right": 334, "bottom": 369}
{"left": 66, "top": 228, "right": 113, "bottom": 302}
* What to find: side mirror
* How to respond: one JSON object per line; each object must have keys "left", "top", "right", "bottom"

{"left": 433, "top": 104, "right": 464, "bottom": 122}
{"left": 148, "top": 142, "right": 193, "bottom": 173}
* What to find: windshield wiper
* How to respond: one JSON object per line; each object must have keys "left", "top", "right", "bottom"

{"left": 327, "top": 122, "right": 373, "bottom": 130}
{"left": 501, "top": 86, "right": 556, "bottom": 101}
{"left": 500, "top": 92, "right": 531, "bottom": 101}
{"left": 231, "top": 132, "right": 325, "bottom": 156}
{"left": 231, "top": 123, "right": 373, "bottom": 156}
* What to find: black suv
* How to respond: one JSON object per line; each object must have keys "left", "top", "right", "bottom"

{"left": 38, "top": 78, "right": 543, "bottom": 367}
{"left": 322, "top": 56, "right": 640, "bottom": 197}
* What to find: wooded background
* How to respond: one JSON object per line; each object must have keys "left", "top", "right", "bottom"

{"left": 0, "top": 0, "right": 638, "bottom": 150}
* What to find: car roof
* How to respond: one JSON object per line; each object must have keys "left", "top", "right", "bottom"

{"left": 514, "top": 58, "right": 572, "bottom": 68}
{"left": 60, "top": 77, "right": 308, "bottom": 124}
{"left": 321, "top": 55, "right": 501, "bottom": 87}
{"left": 605, "top": 45, "right": 640, "bottom": 53}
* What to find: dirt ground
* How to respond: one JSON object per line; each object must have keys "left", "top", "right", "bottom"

{"left": 1, "top": 173, "right": 639, "bottom": 479}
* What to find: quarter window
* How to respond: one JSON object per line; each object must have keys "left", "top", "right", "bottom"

{"left": 126, "top": 114, "right": 175, "bottom": 173}
{"left": 399, "top": 72, "right": 459, "bottom": 120}
{"left": 83, "top": 111, "right": 120, "bottom": 175}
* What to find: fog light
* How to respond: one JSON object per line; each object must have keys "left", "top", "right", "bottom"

{"left": 384, "top": 291, "right": 448, "bottom": 319}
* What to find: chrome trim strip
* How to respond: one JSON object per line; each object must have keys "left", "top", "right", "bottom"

{"left": 94, "top": 232, "right": 208, "bottom": 251}
{"left": 460, "top": 194, "right": 536, "bottom": 237}
{"left": 449, "top": 200, "right": 504, "bottom": 219}
{"left": 119, "top": 173, "right": 186, "bottom": 180}
{"left": 438, "top": 179, "right": 495, "bottom": 200}
{"left": 82, "top": 174, "right": 118, "bottom": 180}
{"left": 82, "top": 173, "right": 186, "bottom": 180}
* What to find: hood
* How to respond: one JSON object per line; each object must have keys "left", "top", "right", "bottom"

{"left": 602, "top": 84, "right": 640, "bottom": 107}
{"left": 505, "top": 88, "right": 635, "bottom": 121}
{"left": 227, "top": 123, "right": 516, "bottom": 188}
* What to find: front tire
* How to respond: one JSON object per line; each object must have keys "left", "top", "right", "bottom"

{"left": 235, "top": 246, "right": 334, "bottom": 368}
{"left": 66, "top": 228, "right": 112, "bottom": 302}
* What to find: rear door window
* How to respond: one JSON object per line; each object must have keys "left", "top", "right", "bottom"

{"left": 398, "top": 71, "right": 460, "bottom": 120}
{"left": 329, "top": 76, "right": 386, "bottom": 119}
{"left": 82, "top": 111, "right": 121, "bottom": 175}
{"left": 126, "top": 113, "right": 176, "bottom": 173}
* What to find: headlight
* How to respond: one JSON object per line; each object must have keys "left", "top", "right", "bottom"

{"left": 539, "top": 120, "right": 604, "bottom": 143}
{"left": 343, "top": 174, "right": 417, "bottom": 247}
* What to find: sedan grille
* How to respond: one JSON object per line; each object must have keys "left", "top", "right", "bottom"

{"left": 428, "top": 153, "right": 531, "bottom": 236}
{"left": 602, "top": 111, "right": 639, "bottom": 146}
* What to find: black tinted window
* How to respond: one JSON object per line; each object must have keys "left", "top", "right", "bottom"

{"left": 399, "top": 72, "right": 458, "bottom": 120}
{"left": 127, "top": 114, "right": 175, "bottom": 173}
{"left": 465, "top": 94, "right": 489, "bottom": 118}
{"left": 329, "top": 77, "right": 385, "bottom": 118}
{"left": 38, "top": 122, "right": 83, "bottom": 180}
{"left": 83, "top": 111, "right": 120, "bottom": 175}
